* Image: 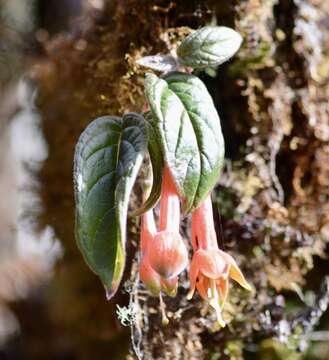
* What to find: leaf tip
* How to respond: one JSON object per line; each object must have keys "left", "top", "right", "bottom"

{"left": 104, "top": 284, "right": 119, "bottom": 301}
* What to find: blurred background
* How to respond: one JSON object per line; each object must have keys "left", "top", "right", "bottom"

{"left": 0, "top": 1, "right": 329, "bottom": 359}
{"left": 0, "top": 1, "right": 130, "bottom": 359}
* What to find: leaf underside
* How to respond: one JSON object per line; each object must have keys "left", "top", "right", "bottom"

{"left": 145, "top": 72, "right": 225, "bottom": 214}
{"left": 136, "top": 54, "right": 178, "bottom": 73}
{"left": 74, "top": 113, "right": 147, "bottom": 298}
{"left": 177, "top": 26, "right": 242, "bottom": 69}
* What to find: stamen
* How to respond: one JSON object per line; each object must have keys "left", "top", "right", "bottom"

{"left": 211, "top": 279, "right": 217, "bottom": 299}
{"left": 210, "top": 280, "right": 226, "bottom": 328}
{"left": 187, "top": 287, "right": 195, "bottom": 300}
{"left": 159, "top": 292, "right": 169, "bottom": 326}
{"left": 207, "top": 287, "right": 212, "bottom": 298}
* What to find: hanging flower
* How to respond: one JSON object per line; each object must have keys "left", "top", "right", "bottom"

{"left": 139, "top": 166, "right": 188, "bottom": 297}
{"left": 188, "top": 195, "right": 251, "bottom": 327}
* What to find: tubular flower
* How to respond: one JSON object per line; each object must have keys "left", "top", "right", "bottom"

{"left": 188, "top": 195, "right": 251, "bottom": 327}
{"left": 139, "top": 166, "right": 188, "bottom": 297}
{"left": 139, "top": 198, "right": 162, "bottom": 295}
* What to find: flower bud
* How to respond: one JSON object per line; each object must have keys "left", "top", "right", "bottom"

{"left": 148, "top": 230, "right": 188, "bottom": 279}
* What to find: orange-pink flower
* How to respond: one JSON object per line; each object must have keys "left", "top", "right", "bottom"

{"left": 148, "top": 230, "right": 187, "bottom": 280}
{"left": 188, "top": 195, "right": 251, "bottom": 327}
{"left": 139, "top": 166, "right": 188, "bottom": 297}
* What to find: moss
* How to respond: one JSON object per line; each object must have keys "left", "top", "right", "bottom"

{"left": 31, "top": 0, "right": 329, "bottom": 358}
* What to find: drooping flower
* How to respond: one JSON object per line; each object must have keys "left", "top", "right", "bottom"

{"left": 148, "top": 230, "right": 188, "bottom": 280}
{"left": 188, "top": 195, "right": 251, "bottom": 327}
{"left": 139, "top": 195, "right": 162, "bottom": 295}
{"left": 139, "top": 207, "right": 179, "bottom": 297}
{"left": 139, "top": 166, "right": 188, "bottom": 298}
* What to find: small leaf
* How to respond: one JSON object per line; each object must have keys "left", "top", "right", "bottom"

{"left": 132, "top": 112, "right": 163, "bottom": 216}
{"left": 177, "top": 26, "right": 242, "bottom": 69}
{"left": 74, "top": 113, "right": 147, "bottom": 298}
{"left": 144, "top": 72, "right": 225, "bottom": 213}
{"left": 136, "top": 55, "right": 178, "bottom": 73}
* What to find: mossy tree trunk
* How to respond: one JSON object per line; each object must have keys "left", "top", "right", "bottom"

{"left": 33, "top": 0, "right": 329, "bottom": 359}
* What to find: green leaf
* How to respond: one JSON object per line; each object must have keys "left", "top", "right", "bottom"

{"left": 177, "top": 26, "right": 242, "bottom": 69}
{"left": 74, "top": 113, "right": 147, "bottom": 298}
{"left": 136, "top": 54, "right": 178, "bottom": 72}
{"left": 144, "top": 72, "right": 225, "bottom": 213}
{"left": 132, "top": 112, "right": 163, "bottom": 216}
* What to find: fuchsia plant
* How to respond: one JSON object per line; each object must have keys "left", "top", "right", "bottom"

{"left": 74, "top": 25, "right": 251, "bottom": 328}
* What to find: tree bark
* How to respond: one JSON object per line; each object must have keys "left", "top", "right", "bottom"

{"left": 33, "top": 0, "right": 329, "bottom": 358}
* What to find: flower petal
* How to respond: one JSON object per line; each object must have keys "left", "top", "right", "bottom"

{"left": 139, "top": 255, "right": 161, "bottom": 296}
{"left": 194, "top": 249, "right": 226, "bottom": 279}
{"left": 195, "top": 275, "right": 211, "bottom": 301}
{"left": 161, "top": 276, "right": 178, "bottom": 297}
{"left": 219, "top": 250, "right": 252, "bottom": 291}
{"left": 217, "top": 277, "right": 229, "bottom": 309}
{"left": 187, "top": 254, "right": 200, "bottom": 300}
